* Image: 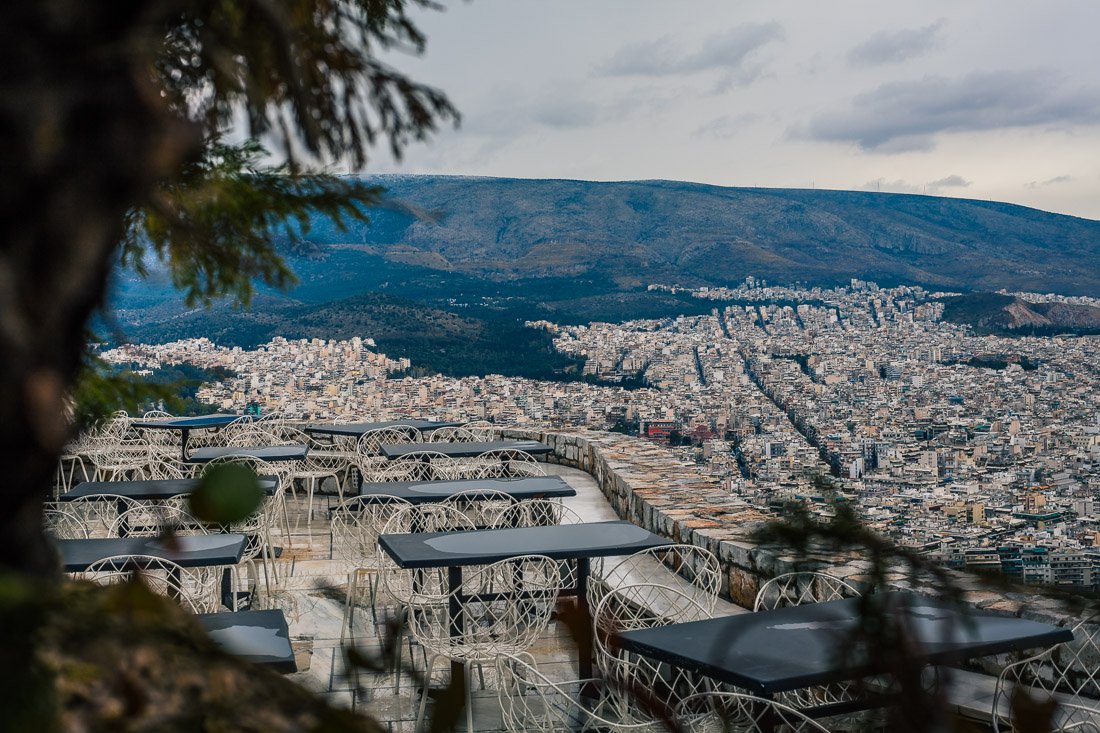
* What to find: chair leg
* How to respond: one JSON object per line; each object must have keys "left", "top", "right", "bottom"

{"left": 415, "top": 653, "right": 438, "bottom": 733}
{"left": 342, "top": 571, "right": 357, "bottom": 643}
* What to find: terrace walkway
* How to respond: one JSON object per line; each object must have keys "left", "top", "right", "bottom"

{"left": 263, "top": 464, "right": 747, "bottom": 731}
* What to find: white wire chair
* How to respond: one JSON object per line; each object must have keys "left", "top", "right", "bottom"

{"left": 136, "top": 458, "right": 186, "bottom": 480}
{"left": 496, "top": 652, "right": 667, "bottom": 733}
{"left": 64, "top": 494, "right": 146, "bottom": 537}
{"left": 273, "top": 426, "right": 340, "bottom": 537}
{"left": 409, "top": 554, "right": 564, "bottom": 733}
{"left": 107, "top": 501, "right": 210, "bottom": 538}
{"left": 378, "top": 504, "right": 476, "bottom": 696}
{"left": 498, "top": 499, "right": 584, "bottom": 528}
{"left": 753, "top": 572, "right": 861, "bottom": 611}
{"left": 43, "top": 502, "right": 89, "bottom": 539}
{"left": 188, "top": 415, "right": 252, "bottom": 449}
{"left": 81, "top": 554, "right": 221, "bottom": 613}
{"left": 466, "top": 449, "right": 545, "bottom": 480}
{"left": 440, "top": 488, "right": 519, "bottom": 528}
{"left": 427, "top": 425, "right": 479, "bottom": 443}
{"left": 199, "top": 455, "right": 285, "bottom": 599}
{"left": 303, "top": 428, "right": 360, "bottom": 499}
{"left": 330, "top": 495, "right": 414, "bottom": 641}
{"left": 593, "top": 583, "right": 716, "bottom": 723}
{"left": 365, "top": 453, "right": 460, "bottom": 483}
{"left": 674, "top": 690, "right": 832, "bottom": 732}
{"left": 753, "top": 572, "right": 864, "bottom": 714}
{"left": 991, "top": 612, "right": 1100, "bottom": 732}
{"left": 589, "top": 544, "right": 722, "bottom": 618}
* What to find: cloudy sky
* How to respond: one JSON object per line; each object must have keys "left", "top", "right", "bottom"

{"left": 366, "top": 0, "right": 1100, "bottom": 219}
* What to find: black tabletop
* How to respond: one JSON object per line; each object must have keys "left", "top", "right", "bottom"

{"left": 379, "top": 520, "right": 670, "bottom": 569}
{"left": 380, "top": 439, "right": 552, "bottom": 460}
{"left": 616, "top": 592, "right": 1075, "bottom": 695}
{"left": 305, "top": 420, "right": 464, "bottom": 437}
{"left": 185, "top": 445, "right": 308, "bottom": 464}
{"left": 62, "top": 476, "right": 279, "bottom": 501}
{"left": 357, "top": 475, "right": 576, "bottom": 503}
{"left": 132, "top": 414, "right": 242, "bottom": 430}
{"left": 197, "top": 609, "right": 297, "bottom": 673}
{"left": 58, "top": 534, "right": 248, "bottom": 572}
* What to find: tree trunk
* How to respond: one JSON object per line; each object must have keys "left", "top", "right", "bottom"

{"left": 0, "top": 1, "right": 202, "bottom": 574}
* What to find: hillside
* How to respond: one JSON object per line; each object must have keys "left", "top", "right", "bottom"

{"left": 110, "top": 176, "right": 1100, "bottom": 377}
{"left": 940, "top": 293, "right": 1100, "bottom": 336}
{"left": 294, "top": 176, "right": 1100, "bottom": 296}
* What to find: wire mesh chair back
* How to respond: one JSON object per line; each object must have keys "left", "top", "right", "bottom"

{"left": 108, "top": 501, "right": 210, "bottom": 538}
{"left": 674, "top": 691, "right": 832, "bottom": 732}
{"left": 378, "top": 504, "right": 475, "bottom": 605}
{"left": 331, "top": 496, "right": 413, "bottom": 574}
{"left": 593, "top": 582, "right": 715, "bottom": 718}
{"left": 199, "top": 455, "right": 280, "bottom": 561}
{"left": 357, "top": 426, "right": 421, "bottom": 458}
{"left": 426, "top": 426, "right": 479, "bottom": 443}
{"left": 753, "top": 572, "right": 861, "bottom": 611}
{"left": 227, "top": 425, "right": 282, "bottom": 447}
{"left": 467, "top": 449, "right": 545, "bottom": 479}
{"left": 495, "top": 652, "right": 664, "bottom": 733}
{"left": 366, "top": 453, "right": 459, "bottom": 483}
{"left": 141, "top": 410, "right": 174, "bottom": 420}
{"left": 406, "top": 554, "right": 563, "bottom": 663}
{"left": 992, "top": 612, "right": 1100, "bottom": 732}
{"left": 139, "top": 458, "right": 185, "bottom": 480}
{"left": 190, "top": 415, "right": 252, "bottom": 449}
{"left": 497, "top": 499, "right": 583, "bottom": 528}
{"left": 82, "top": 554, "right": 220, "bottom": 613}
{"left": 43, "top": 503, "right": 89, "bottom": 539}
{"left": 65, "top": 494, "right": 146, "bottom": 537}
{"left": 440, "top": 488, "right": 519, "bottom": 528}
{"left": 590, "top": 544, "right": 722, "bottom": 617}
{"left": 461, "top": 420, "right": 496, "bottom": 441}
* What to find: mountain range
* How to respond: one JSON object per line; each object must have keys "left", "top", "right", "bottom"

{"left": 111, "top": 176, "right": 1100, "bottom": 376}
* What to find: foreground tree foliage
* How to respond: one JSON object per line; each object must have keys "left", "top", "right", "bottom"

{"left": 0, "top": 0, "right": 456, "bottom": 726}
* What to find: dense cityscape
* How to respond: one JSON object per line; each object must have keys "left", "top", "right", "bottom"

{"left": 103, "top": 278, "right": 1100, "bottom": 592}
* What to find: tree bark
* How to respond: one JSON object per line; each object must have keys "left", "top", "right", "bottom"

{"left": 0, "top": 1, "right": 202, "bottom": 576}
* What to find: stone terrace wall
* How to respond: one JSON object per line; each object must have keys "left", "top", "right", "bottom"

{"left": 501, "top": 427, "right": 1093, "bottom": 648}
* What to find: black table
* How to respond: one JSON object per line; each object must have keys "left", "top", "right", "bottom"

{"left": 379, "top": 520, "right": 670, "bottom": 679}
{"left": 58, "top": 534, "right": 248, "bottom": 571}
{"left": 616, "top": 592, "right": 1074, "bottom": 715}
{"left": 197, "top": 609, "right": 297, "bottom": 673}
{"left": 356, "top": 476, "right": 575, "bottom": 503}
{"left": 379, "top": 439, "right": 552, "bottom": 460}
{"left": 62, "top": 476, "right": 280, "bottom": 501}
{"left": 185, "top": 445, "right": 308, "bottom": 465}
{"left": 132, "top": 414, "right": 243, "bottom": 461}
{"left": 304, "top": 420, "right": 463, "bottom": 438}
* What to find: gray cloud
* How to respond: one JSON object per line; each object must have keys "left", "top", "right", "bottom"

{"left": 692, "top": 113, "right": 762, "bottom": 140}
{"left": 848, "top": 20, "right": 946, "bottom": 66}
{"left": 927, "top": 174, "right": 971, "bottom": 191}
{"left": 1026, "top": 174, "right": 1073, "bottom": 188}
{"left": 599, "top": 22, "right": 783, "bottom": 77}
{"left": 804, "top": 70, "right": 1100, "bottom": 152}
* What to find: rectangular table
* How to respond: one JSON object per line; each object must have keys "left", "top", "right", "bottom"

{"left": 58, "top": 534, "right": 248, "bottom": 572}
{"left": 305, "top": 420, "right": 463, "bottom": 438}
{"left": 131, "top": 414, "right": 244, "bottom": 461}
{"left": 379, "top": 439, "right": 553, "bottom": 460}
{"left": 356, "top": 475, "right": 575, "bottom": 503}
{"left": 197, "top": 609, "right": 297, "bottom": 673}
{"left": 616, "top": 592, "right": 1074, "bottom": 715}
{"left": 185, "top": 445, "right": 309, "bottom": 465}
{"left": 62, "top": 476, "right": 280, "bottom": 501}
{"left": 379, "top": 520, "right": 670, "bottom": 679}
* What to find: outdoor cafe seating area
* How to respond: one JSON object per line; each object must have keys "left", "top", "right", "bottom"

{"left": 45, "top": 411, "right": 1100, "bottom": 732}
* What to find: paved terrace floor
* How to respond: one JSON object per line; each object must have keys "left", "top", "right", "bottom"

{"left": 259, "top": 464, "right": 746, "bottom": 731}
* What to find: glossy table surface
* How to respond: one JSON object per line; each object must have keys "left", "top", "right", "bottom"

{"left": 58, "top": 534, "right": 248, "bottom": 571}
{"left": 62, "top": 476, "right": 279, "bottom": 500}
{"left": 379, "top": 440, "right": 552, "bottom": 460}
{"left": 379, "top": 520, "right": 670, "bottom": 569}
{"left": 356, "top": 475, "right": 575, "bottom": 503}
{"left": 616, "top": 592, "right": 1076, "bottom": 694}
{"left": 197, "top": 609, "right": 296, "bottom": 673}
{"left": 185, "top": 445, "right": 308, "bottom": 464}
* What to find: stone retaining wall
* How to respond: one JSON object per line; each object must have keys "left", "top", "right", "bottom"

{"left": 502, "top": 426, "right": 1094, "bottom": 671}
